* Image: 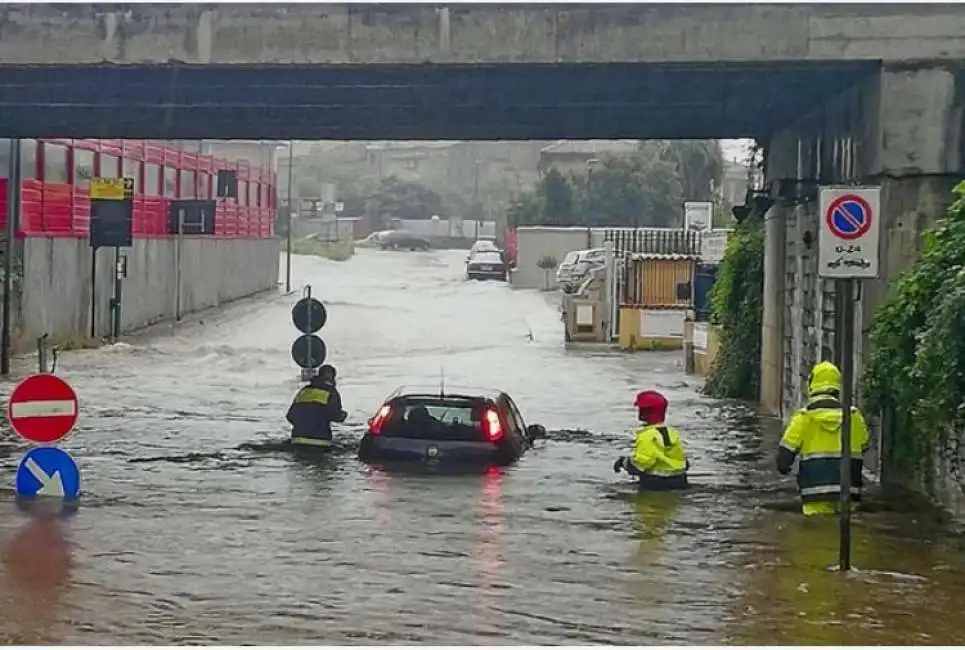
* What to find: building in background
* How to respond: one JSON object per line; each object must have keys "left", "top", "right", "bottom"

{"left": 165, "top": 140, "right": 283, "bottom": 174}
{"left": 720, "top": 157, "right": 750, "bottom": 208}
{"left": 537, "top": 140, "right": 640, "bottom": 176}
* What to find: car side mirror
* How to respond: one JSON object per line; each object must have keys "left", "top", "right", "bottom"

{"left": 526, "top": 424, "right": 547, "bottom": 440}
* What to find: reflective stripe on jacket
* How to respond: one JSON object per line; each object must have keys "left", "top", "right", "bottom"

{"left": 777, "top": 395, "right": 870, "bottom": 504}
{"left": 286, "top": 382, "right": 343, "bottom": 441}
{"left": 630, "top": 423, "right": 688, "bottom": 480}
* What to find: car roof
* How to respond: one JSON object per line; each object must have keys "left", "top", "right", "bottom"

{"left": 384, "top": 384, "right": 505, "bottom": 403}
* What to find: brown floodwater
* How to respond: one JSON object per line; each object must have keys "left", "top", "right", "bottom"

{"left": 0, "top": 248, "right": 961, "bottom": 644}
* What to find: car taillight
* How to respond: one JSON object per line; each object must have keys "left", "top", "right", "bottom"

{"left": 483, "top": 408, "right": 504, "bottom": 442}
{"left": 369, "top": 405, "right": 392, "bottom": 435}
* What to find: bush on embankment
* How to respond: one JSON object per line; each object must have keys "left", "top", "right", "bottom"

{"left": 704, "top": 214, "right": 764, "bottom": 401}
{"left": 863, "top": 181, "right": 965, "bottom": 491}
{"left": 285, "top": 237, "right": 355, "bottom": 262}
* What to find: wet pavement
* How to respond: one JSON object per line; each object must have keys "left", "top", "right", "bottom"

{"left": 0, "top": 248, "right": 964, "bottom": 644}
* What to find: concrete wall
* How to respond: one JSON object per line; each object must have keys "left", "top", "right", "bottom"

{"left": 6, "top": 4, "right": 965, "bottom": 65}
{"left": 761, "top": 64, "right": 965, "bottom": 422}
{"left": 618, "top": 307, "right": 686, "bottom": 351}
{"left": 691, "top": 322, "right": 721, "bottom": 377}
{"left": 511, "top": 227, "right": 598, "bottom": 290}
{"left": 18, "top": 237, "right": 281, "bottom": 344}
{"left": 759, "top": 63, "right": 965, "bottom": 507}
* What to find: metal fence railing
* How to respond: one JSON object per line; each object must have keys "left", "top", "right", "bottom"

{"left": 602, "top": 228, "right": 701, "bottom": 255}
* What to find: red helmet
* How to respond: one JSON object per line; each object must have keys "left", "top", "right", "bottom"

{"left": 634, "top": 390, "right": 668, "bottom": 423}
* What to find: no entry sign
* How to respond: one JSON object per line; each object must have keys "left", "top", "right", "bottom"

{"left": 6, "top": 373, "right": 79, "bottom": 444}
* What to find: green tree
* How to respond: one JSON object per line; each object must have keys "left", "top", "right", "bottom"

{"left": 539, "top": 168, "right": 575, "bottom": 225}
{"left": 505, "top": 140, "right": 722, "bottom": 230}
{"left": 704, "top": 213, "right": 764, "bottom": 399}
{"left": 506, "top": 191, "right": 544, "bottom": 228}
{"left": 862, "top": 181, "right": 965, "bottom": 487}
{"left": 364, "top": 176, "right": 445, "bottom": 222}
{"left": 573, "top": 153, "right": 683, "bottom": 227}
{"left": 656, "top": 140, "right": 724, "bottom": 202}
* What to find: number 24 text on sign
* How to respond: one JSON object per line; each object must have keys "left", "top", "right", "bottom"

{"left": 818, "top": 187, "right": 881, "bottom": 280}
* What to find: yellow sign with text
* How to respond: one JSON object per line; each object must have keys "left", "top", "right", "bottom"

{"left": 89, "top": 177, "right": 134, "bottom": 201}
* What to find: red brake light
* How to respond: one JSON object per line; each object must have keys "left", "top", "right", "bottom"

{"left": 483, "top": 408, "right": 504, "bottom": 442}
{"left": 369, "top": 405, "right": 392, "bottom": 435}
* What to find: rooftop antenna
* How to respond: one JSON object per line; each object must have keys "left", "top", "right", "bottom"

{"left": 439, "top": 365, "right": 445, "bottom": 398}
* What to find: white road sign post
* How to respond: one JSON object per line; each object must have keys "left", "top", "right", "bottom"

{"left": 818, "top": 185, "right": 881, "bottom": 573}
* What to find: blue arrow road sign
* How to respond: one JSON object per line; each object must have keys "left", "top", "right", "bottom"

{"left": 16, "top": 447, "right": 80, "bottom": 501}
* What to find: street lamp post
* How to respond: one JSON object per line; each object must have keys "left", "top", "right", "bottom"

{"left": 285, "top": 140, "right": 294, "bottom": 293}
{"left": 585, "top": 158, "right": 601, "bottom": 248}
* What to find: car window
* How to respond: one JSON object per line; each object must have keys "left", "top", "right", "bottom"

{"left": 470, "top": 251, "right": 502, "bottom": 263}
{"left": 411, "top": 403, "right": 476, "bottom": 425}
{"left": 561, "top": 251, "right": 580, "bottom": 265}
{"left": 504, "top": 395, "right": 526, "bottom": 433}
{"left": 471, "top": 240, "right": 498, "bottom": 253}
{"left": 497, "top": 396, "right": 521, "bottom": 436}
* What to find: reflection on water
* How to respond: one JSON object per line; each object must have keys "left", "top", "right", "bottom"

{"left": 473, "top": 466, "right": 505, "bottom": 632}
{"left": 728, "top": 500, "right": 965, "bottom": 644}
{"left": 0, "top": 514, "right": 72, "bottom": 644}
{"left": 1, "top": 249, "right": 965, "bottom": 643}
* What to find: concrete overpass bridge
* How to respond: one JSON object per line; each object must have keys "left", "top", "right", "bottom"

{"left": 2, "top": 2, "right": 965, "bottom": 417}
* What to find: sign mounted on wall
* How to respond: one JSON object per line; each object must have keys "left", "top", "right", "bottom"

{"left": 699, "top": 230, "right": 730, "bottom": 265}
{"left": 818, "top": 186, "right": 881, "bottom": 279}
{"left": 684, "top": 201, "right": 713, "bottom": 232}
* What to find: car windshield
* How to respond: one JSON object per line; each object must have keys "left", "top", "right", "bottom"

{"left": 561, "top": 251, "right": 581, "bottom": 266}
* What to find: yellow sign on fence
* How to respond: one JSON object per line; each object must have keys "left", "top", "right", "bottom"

{"left": 89, "top": 177, "right": 134, "bottom": 201}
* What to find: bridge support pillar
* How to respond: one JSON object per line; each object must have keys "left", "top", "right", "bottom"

{"left": 760, "top": 132, "right": 797, "bottom": 418}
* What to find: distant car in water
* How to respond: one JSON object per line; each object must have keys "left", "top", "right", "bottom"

{"left": 469, "top": 239, "right": 500, "bottom": 255}
{"left": 358, "top": 385, "right": 547, "bottom": 467}
{"left": 378, "top": 230, "right": 432, "bottom": 251}
{"left": 466, "top": 250, "right": 507, "bottom": 281}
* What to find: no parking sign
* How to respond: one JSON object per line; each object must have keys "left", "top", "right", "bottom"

{"left": 818, "top": 187, "right": 881, "bottom": 279}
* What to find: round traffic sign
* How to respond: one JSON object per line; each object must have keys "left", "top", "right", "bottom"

{"left": 826, "top": 194, "right": 872, "bottom": 241}
{"left": 292, "top": 297, "right": 327, "bottom": 334}
{"left": 291, "top": 334, "right": 327, "bottom": 369}
{"left": 6, "top": 373, "right": 79, "bottom": 445}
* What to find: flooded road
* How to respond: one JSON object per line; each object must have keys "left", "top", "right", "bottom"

{"left": 0, "top": 248, "right": 964, "bottom": 644}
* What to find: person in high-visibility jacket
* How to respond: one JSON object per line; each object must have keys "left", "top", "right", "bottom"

{"left": 613, "top": 390, "right": 690, "bottom": 490}
{"left": 777, "top": 360, "right": 870, "bottom": 516}
{"left": 286, "top": 364, "right": 347, "bottom": 449}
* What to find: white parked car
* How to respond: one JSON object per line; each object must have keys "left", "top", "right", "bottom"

{"left": 556, "top": 248, "right": 607, "bottom": 293}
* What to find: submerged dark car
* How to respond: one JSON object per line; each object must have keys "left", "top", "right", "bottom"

{"left": 378, "top": 230, "right": 432, "bottom": 251}
{"left": 358, "top": 385, "right": 546, "bottom": 466}
{"left": 466, "top": 250, "right": 507, "bottom": 281}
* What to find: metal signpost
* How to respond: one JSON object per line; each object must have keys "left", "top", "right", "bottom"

{"left": 818, "top": 185, "right": 881, "bottom": 572}
{"left": 2, "top": 138, "right": 21, "bottom": 375}
{"left": 7, "top": 372, "right": 82, "bottom": 508}
{"left": 89, "top": 177, "right": 134, "bottom": 341}
{"left": 285, "top": 140, "right": 294, "bottom": 294}
{"left": 291, "top": 285, "right": 329, "bottom": 381}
